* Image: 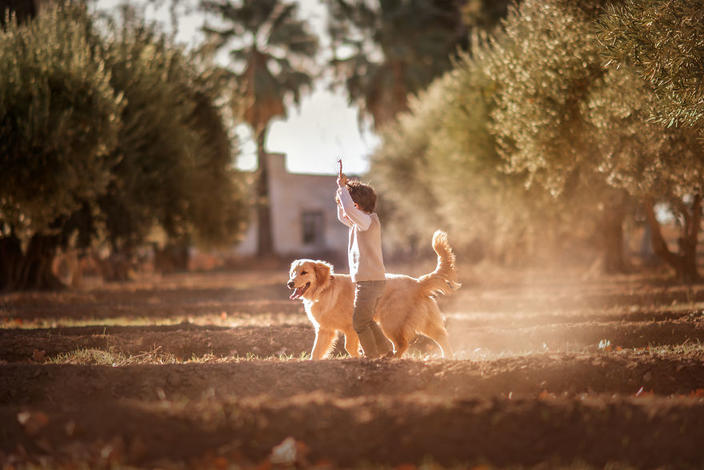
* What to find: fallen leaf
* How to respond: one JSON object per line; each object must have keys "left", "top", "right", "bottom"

{"left": 212, "top": 456, "right": 229, "bottom": 470}
{"left": 32, "top": 349, "right": 46, "bottom": 362}
{"left": 64, "top": 420, "right": 76, "bottom": 437}
{"left": 17, "top": 411, "right": 49, "bottom": 435}
{"left": 270, "top": 437, "right": 297, "bottom": 465}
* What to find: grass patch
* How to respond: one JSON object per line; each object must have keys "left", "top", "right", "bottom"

{"left": 0, "top": 311, "right": 308, "bottom": 330}
{"left": 48, "top": 346, "right": 179, "bottom": 366}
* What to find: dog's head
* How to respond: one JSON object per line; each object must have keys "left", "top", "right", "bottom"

{"left": 287, "top": 259, "right": 334, "bottom": 301}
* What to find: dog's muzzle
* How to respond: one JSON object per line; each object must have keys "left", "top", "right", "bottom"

{"left": 288, "top": 281, "right": 310, "bottom": 300}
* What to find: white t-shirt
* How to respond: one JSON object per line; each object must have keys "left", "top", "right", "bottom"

{"left": 336, "top": 186, "right": 386, "bottom": 282}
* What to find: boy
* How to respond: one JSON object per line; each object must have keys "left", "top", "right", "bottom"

{"left": 336, "top": 165, "right": 392, "bottom": 359}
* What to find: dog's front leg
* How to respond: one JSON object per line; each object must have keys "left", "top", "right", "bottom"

{"left": 311, "top": 328, "right": 335, "bottom": 360}
{"left": 343, "top": 331, "right": 361, "bottom": 358}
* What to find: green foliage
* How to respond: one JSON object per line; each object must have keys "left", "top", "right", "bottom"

{"left": 201, "top": 0, "right": 319, "bottom": 132}
{"left": 585, "top": 64, "right": 704, "bottom": 199}
{"left": 0, "top": 3, "right": 249, "bottom": 289}
{"left": 486, "top": 0, "right": 605, "bottom": 196}
{"left": 373, "top": 0, "right": 686, "bottom": 269}
{"left": 98, "top": 17, "right": 247, "bottom": 250}
{"left": 461, "top": 0, "right": 516, "bottom": 32}
{"left": 324, "top": 0, "right": 469, "bottom": 128}
{"left": 0, "top": 4, "right": 122, "bottom": 236}
{"left": 371, "top": 36, "right": 600, "bottom": 265}
{"left": 598, "top": 0, "right": 704, "bottom": 131}
{"left": 370, "top": 75, "right": 447, "bottom": 251}
{"left": 423, "top": 43, "right": 566, "bottom": 262}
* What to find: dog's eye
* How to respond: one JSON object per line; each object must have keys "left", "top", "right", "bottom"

{"left": 300, "top": 270, "right": 307, "bottom": 275}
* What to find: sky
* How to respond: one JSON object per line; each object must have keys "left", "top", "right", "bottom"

{"left": 94, "top": 0, "right": 379, "bottom": 176}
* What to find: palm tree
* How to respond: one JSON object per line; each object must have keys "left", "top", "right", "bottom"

{"left": 201, "top": 0, "right": 319, "bottom": 256}
{"left": 324, "top": 0, "right": 468, "bottom": 129}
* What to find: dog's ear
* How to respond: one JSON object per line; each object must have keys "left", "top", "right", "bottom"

{"left": 314, "top": 261, "right": 333, "bottom": 286}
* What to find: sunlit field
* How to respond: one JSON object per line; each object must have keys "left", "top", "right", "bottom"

{"left": 3, "top": 0, "right": 704, "bottom": 468}
{"left": 2, "top": 264, "right": 704, "bottom": 469}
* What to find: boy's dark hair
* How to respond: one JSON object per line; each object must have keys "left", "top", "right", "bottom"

{"left": 346, "top": 180, "right": 377, "bottom": 213}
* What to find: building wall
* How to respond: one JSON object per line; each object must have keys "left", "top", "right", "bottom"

{"left": 235, "top": 153, "right": 349, "bottom": 260}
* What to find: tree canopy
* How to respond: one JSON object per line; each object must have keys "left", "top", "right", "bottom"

{"left": 324, "top": 0, "right": 469, "bottom": 128}
{"left": 598, "top": 0, "right": 704, "bottom": 132}
{"left": 0, "top": 3, "right": 248, "bottom": 289}
{"left": 369, "top": 0, "right": 704, "bottom": 279}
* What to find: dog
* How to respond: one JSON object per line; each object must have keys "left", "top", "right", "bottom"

{"left": 287, "top": 230, "right": 460, "bottom": 360}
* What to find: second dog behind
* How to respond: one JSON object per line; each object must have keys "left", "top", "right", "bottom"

{"left": 287, "top": 230, "right": 460, "bottom": 360}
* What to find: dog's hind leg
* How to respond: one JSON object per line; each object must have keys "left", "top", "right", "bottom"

{"left": 311, "top": 328, "right": 336, "bottom": 360}
{"left": 387, "top": 329, "right": 410, "bottom": 358}
{"left": 343, "top": 330, "right": 361, "bottom": 358}
{"left": 422, "top": 321, "right": 453, "bottom": 358}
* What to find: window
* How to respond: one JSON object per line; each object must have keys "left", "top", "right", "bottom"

{"left": 302, "top": 211, "right": 324, "bottom": 246}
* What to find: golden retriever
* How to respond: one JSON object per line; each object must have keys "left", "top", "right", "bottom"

{"left": 287, "top": 230, "right": 460, "bottom": 360}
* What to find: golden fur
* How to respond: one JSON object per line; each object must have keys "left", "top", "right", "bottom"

{"left": 287, "top": 230, "right": 460, "bottom": 360}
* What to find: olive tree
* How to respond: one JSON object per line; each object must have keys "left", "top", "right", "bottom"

{"left": 596, "top": 0, "right": 704, "bottom": 281}
{"left": 98, "top": 19, "right": 247, "bottom": 260}
{"left": 598, "top": 0, "right": 704, "bottom": 132}
{"left": 0, "top": 4, "right": 122, "bottom": 289}
{"left": 589, "top": 49, "right": 704, "bottom": 281}
{"left": 485, "top": 0, "right": 635, "bottom": 272}
{"left": 0, "top": 4, "right": 249, "bottom": 289}
{"left": 371, "top": 34, "right": 605, "bottom": 267}
{"left": 486, "top": 0, "right": 703, "bottom": 280}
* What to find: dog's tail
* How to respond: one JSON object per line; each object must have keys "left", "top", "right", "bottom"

{"left": 417, "top": 230, "right": 461, "bottom": 296}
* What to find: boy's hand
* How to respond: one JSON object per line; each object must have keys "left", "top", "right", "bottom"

{"left": 336, "top": 157, "right": 348, "bottom": 187}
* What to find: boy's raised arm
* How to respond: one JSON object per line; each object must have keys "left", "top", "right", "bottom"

{"left": 336, "top": 197, "right": 353, "bottom": 227}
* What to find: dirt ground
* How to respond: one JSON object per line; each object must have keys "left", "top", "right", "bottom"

{"left": 1, "top": 263, "right": 704, "bottom": 469}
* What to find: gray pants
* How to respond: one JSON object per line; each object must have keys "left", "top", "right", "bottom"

{"left": 353, "top": 280, "right": 392, "bottom": 358}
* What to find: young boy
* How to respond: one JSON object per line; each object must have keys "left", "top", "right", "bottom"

{"left": 336, "top": 168, "right": 392, "bottom": 359}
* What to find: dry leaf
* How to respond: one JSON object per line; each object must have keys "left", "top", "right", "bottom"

{"left": 17, "top": 411, "right": 49, "bottom": 435}
{"left": 269, "top": 436, "right": 308, "bottom": 466}
{"left": 64, "top": 420, "right": 76, "bottom": 437}
{"left": 212, "top": 456, "right": 229, "bottom": 470}
{"left": 270, "top": 437, "right": 297, "bottom": 465}
{"left": 32, "top": 349, "right": 46, "bottom": 362}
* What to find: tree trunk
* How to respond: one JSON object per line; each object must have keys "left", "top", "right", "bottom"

{"left": 601, "top": 205, "right": 628, "bottom": 273}
{"left": 255, "top": 128, "right": 274, "bottom": 257}
{"left": 644, "top": 196, "right": 701, "bottom": 283}
{"left": 0, "top": 236, "right": 23, "bottom": 290}
{"left": 0, "top": 0, "right": 38, "bottom": 26}
{"left": 0, "top": 234, "right": 64, "bottom": 291}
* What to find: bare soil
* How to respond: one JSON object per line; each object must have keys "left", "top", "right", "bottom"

{"left": 2, "top": 267, "right": 704, "bottom": 469}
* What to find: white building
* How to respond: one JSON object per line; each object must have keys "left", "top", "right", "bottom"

{"left": 235, "top": 153, "right": 349, "bottom": 260}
